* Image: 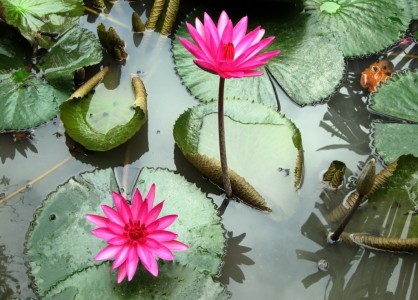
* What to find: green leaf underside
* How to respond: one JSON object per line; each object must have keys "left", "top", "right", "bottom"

{"left": 44, "top": 262, "right": 230, "bottom": 300}
{"left": 2, "top": 0, "right": 84, "bottom": 46}
{"left": 174, "top": 100, "right": 302, "bottom": 218}
{"left": 172, "top": 11, "right": 278, "bottom": 110}
{"left": 0, "top": 23, "right": 31, "bottom": 70}
{"left": 369, "top": 71, "right": 418, "bottom": 123}
{"left": 39, "top": 26, "right": 103, "bottom": 92}
{"left": 371, "top": 122, "right": 418, "bottom": 165}
{"left": 0, "top": 70, "right": 66, "bottom": 131}
{"left": 346, "top": 155, "right": 418, "bottom": 239}
{"left": 303, "top": 0, "right": 411, "bottom": 57}
{"left": 263, "top": 13, "right": 345, "bottom": 105}
{"left": 60, "top": 83, "right": 145, "bottom": 151}
{"left": 135, "top": 167, "right": 225, "bottom": 275}
{"left": 27, "top": 168, "right": 225, "bottom": 296}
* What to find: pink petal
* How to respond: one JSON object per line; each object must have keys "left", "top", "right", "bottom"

{"left": 113, "top": 192, "right": 132, "bottom": 223}
{"left": 92, "top": 228, "right": 119, "bottom": 241}
{"left": 127, "top": 247, "right": 139, "bottom": 281}
{"left": 234, "top": 26, "right": 264, "bottom": 58}
{"left": 108, "top": 236, "right": 129, "bottom": 246}
{"left": 101, "top": 205, "right": 125, "bottom": 227}
{"left": 220, "top": 19, "right": 234, "bottom": 45}
{"left": 147, "top": 230, "right": 178, "bottom": 242}
{"left": 95, "top": 245, "right": 122, "bottom": 261}
{"left": 235, "top": 51, "right": 280, "bottom": 70}
{"left": 144, "top": 201, "right": 164, "bottom": 225}
{"left": 145, "top": 239, "right": 174, "bottom": 261}
{"left": 154, "top": 214, "right": 178, "bottom": 230}
{"left": 163, "top": 240, "right": 189, "bottom": 251}
{"left": 232, "top": 16, "right": 248, "bottom": 45}
{"left": 117, "top": 262, "right": 127, "bottom": 284}
{"left": 112, "top": 245, "right": 129, "bottom": 269}
{"left": 86, "top": 214, "right": 107, "bottom": 227}
{"left": 240, "top": 70, "right": 264, "bottom": 77}
{"left": 194, "top": 59, "right": 218, "bottom": 74}
{"left": 235, "top": 36, "right": 276, "bottom": 65}
{"left": 217, "top": 11, "right": 230, "bottom": 38}
{"left": 195, "top": 17, "right": 205, "bottom": 39}
{"left": 186, "top": 22, "right": 215, "bottom": 63}
{"left": 204, "top": 12, "right": 220, "bottom": 48}
{"left": 131, "top": 188, "right": 143, "bottom": 221}
{"left": 178, "top": 37, "right": 208, "bottom": 60}
{"left": 137, "top": 245, "right": 158, "bottom": 276}
{"left": 145, "top": 184, "right": 156, "bottom": 211}
{"left": 106, "top": 221, "right": 126, "bottom": 235}
{"left": 221, "top": 70, "right": 245, "bottom": 78}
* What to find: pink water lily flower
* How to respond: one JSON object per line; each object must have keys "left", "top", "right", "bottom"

{"left": 86, "top": 184, "right": 188, "bottom": 283}
{"left": 179, "top": 10, "right": 280, "bottom": 78}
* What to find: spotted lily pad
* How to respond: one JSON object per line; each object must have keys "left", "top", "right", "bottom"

{"left": 1, "top": 0, "right": 84, "bottom": 47}
{"left": 263, "top": 12, "right": 345, "bottom": 105}
{"left": 26, "top": 168, "right": 225, "bottom": 296}
{"left": 303, "top": 0, "right": 411, "bottom": 57}
{"left": 172, "top": 10, "right": 278, "bottom": 110}
{"left": 173, "top": 100, "right": 303, "bottom": 216}
{"left": 370, "top": 70, "right": 418, "bottom": 164}
{"left": 43, "top": 262, "right": 230, "bottom": 300}
{"left": 0, "top": 69, "right": 67, "bottom": 131}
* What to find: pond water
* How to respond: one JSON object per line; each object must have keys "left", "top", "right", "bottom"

{"left": 1, "top": 1, "right": 418, "bottom": 299}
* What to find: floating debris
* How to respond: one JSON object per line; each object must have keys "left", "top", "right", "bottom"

{"left": 360, "top": 60, "right": 393, "bottom": 93}
{"left": 97, "top": 23, "right": 127, "bottom": 64}
{"left": 132, "top": 12, "right": 145, "bottom": 33}
{"left": 323, "top": 160, "right": 346, "bottom": 189}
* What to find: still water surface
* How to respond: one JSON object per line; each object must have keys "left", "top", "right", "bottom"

{"left": 1, "top": 1, "right": 418, "bottom": 299}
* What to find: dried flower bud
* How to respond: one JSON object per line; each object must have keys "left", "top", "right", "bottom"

{"left": 132, "top": 12, "right": 145, "bottom": 33}
{"left": 356, "top": 158, "right": 376, "bottom": 195}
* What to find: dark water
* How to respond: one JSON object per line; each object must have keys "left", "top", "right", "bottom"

{"left": 1, "top": 1, "right": 418, "bottom": 299}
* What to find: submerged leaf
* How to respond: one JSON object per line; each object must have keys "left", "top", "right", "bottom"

{"left": 174, "top": 100, "right": 303, "bottom": 216}
{"left": 27, "top": 168, "right": 225, "bottom": 296}
{"left": 303, "top": 0, "right": 411, "bottom": 57}
{"left": 44, "top": 262, "right": 230, "bottom": 300}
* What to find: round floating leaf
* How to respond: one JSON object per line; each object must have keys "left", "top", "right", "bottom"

{"left": 60, "top": 76, "right": 146, "bottom": 151}
{"left": 38, "top": 26, "right": 103, "bottom": 92}
{"left": 172, "top": 10, "right": 278, "bottom": 110}
{"left": 27, "top": 168, "right": 225, "bottom": 296}
{"left": 264, "top": 13, "right": 345, "bottom": 105}
{"left": 345, "top": 155, "right": 418, "bottom": 243}
{"left": 0, "top": 69, "right": 67, "bottom": 131}
{"left": 174, "top": 100, "right": 303, "bottom": 217}
{"left": 44, "top": 262, "right": 230, "bottom": 300}
{"left": 1, "top": 0, "right": 84, "bottom": 47}
{"left": 303, "top": 0, "right": 411, "bottom": 57}
{"left": 371, "top": 122, "right": 418, "bottom": 165}
{"left": 369, "top": 70, "right": 418, "bottom": 123}
{"left": 135, "top": 167, "right": 225, "bottom": 275}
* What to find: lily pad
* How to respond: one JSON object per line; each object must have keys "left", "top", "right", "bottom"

{"left": 369, "top": 70, "right": 418, "bottom": 164}
{"left": 0, "top": 23, "right": 31, "bottom": 70}
{"left": 0, "top": 69, "right": 67, "bottom": 131}
{"left": 1, "top": 0, "right": 84, "bottom": 47}
{"left": 172, "top": 10, "right": 278, "bottom": 110}
{"left": 38, "top": 26, "right": 103, "bottom": 92}
{"left": 59, "top": 75, "right": 146, "bottom": 152}
{"left": 44, "top": 262, "right": 230, "bottom": 300}
{"left": 345, "top": 155, "right": 418, "bottom": 240}
{"left": 173, "top": 100, "right": 303, "bottom": 216}
{"left": 263, "top": 13, "right": 345, "bottom": 105}
{"left": 26, "top": 168, "right": 225, "bottom": 296}
{"left": 303, "top": 0, "right": 411, "bottom": 57}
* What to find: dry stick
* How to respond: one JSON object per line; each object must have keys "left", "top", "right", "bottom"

{"left": 145, "top": 0, "right": 166, "bottom": 30}
{"left": 84, "top": 6, "right": 129, "bottom": 29}
{"left": 161, "top": 0, "right": 180, "bottom": 36}
{"left": 218, "top": 77, "right": 233, "bottom": 198}
{"left": 0, "top": 155, "right": 72, "bottom": 205}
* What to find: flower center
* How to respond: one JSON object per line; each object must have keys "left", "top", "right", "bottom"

{"left": 126, "top": 222, "right": 146, "bottom": 241}
{"left": 223, "top": 42, "right": 235, "bottom": 63}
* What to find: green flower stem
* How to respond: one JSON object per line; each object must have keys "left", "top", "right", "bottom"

{"left": 218, "top": 77, "right": 232, "bottom": 198}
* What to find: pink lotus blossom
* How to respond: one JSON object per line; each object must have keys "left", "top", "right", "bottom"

{"left": 86, "top": 185, "right": 188, "bottom": 283}
{"left": 179, "top": 10, "right": 280, "bottom": 78}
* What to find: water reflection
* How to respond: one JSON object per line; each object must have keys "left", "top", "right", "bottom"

{"left": 0, "top": 132, "right": 38, "bottom": 163}
{"left": 0, "top": 245, "right": 19, "bottom": 298}
{"left": 217, "top": 231, "right": 255, "bottom": 285}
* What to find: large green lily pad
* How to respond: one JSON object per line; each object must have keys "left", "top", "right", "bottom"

{"left": 0, "top": 23, "right": 31, "bottom": 70}
{"left": 1, "top": 0, "right": 84, "bottom": 47}
{"left": 26, "top": 168, "right": 225, "bottom": 296}
{"left": 38, "top": 26, "right": 103, "bottom": 92}
{"left": 44, "top": 262, "right": 230, "bottom": 300}
{"left": 0, "top": 69, "right": 67, "bottom": 131}
{"left": 369, "top": 70, "right": 418, "bottom": 164}
{"left": 264, "top": 13, "right": 345, "bottom": 105}
{"left": 60, "top": 81, "right": 145, "bottom": 151}
{"left": 173, "top": 100, "right": 303, "bottom": 216}
{"left": 303, "top": 0, "right": 411, "bottom": 57}
{"left": 172, "top": 10, "right": 278, "bottom": 110}
{"left": 346, "top": 155, "right": 418, "bottom": 239}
